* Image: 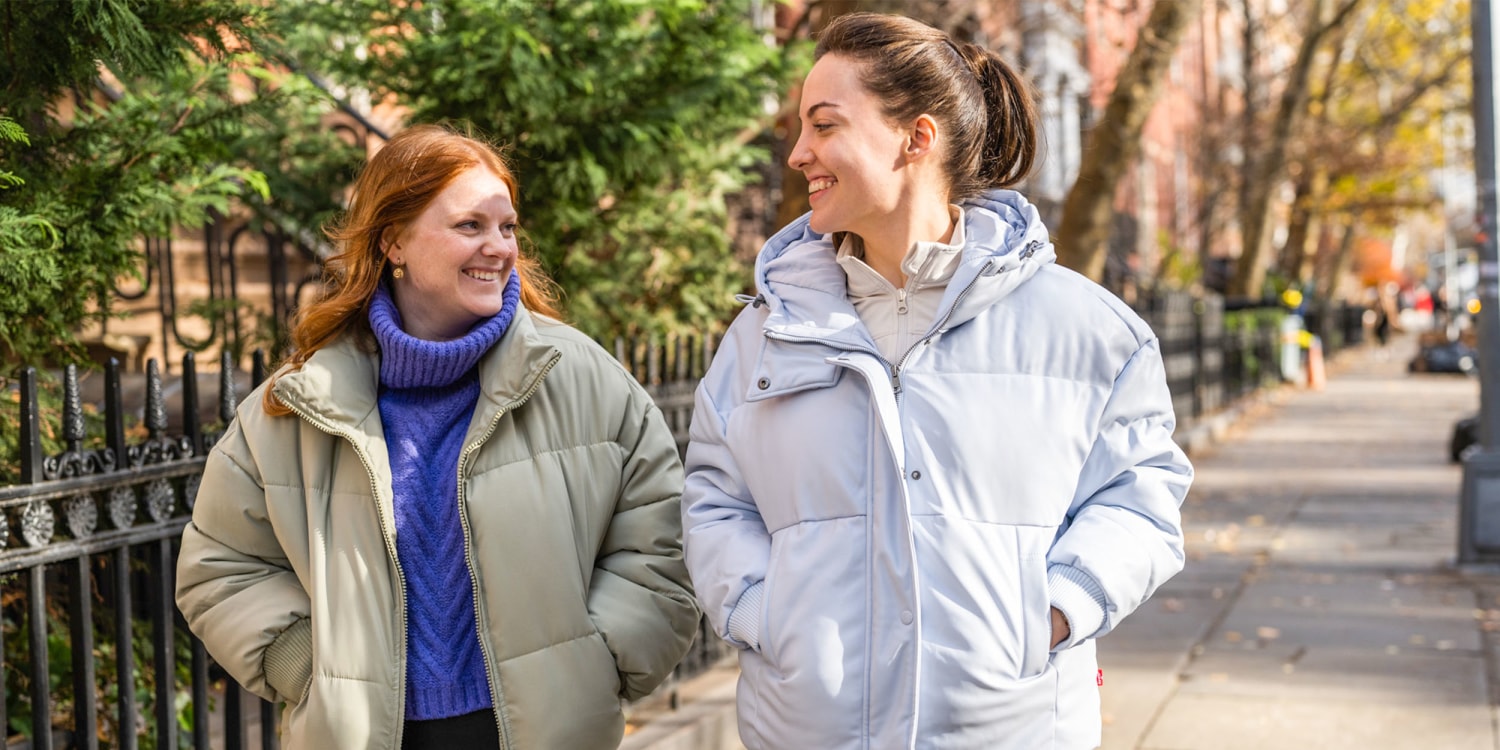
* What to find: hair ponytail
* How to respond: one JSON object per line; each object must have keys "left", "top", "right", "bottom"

{"left": 964, "top": 45, "right": 1037, "bottom": 191}
{"left": 815, "top": 13, "right": 1040, "bottom": 201}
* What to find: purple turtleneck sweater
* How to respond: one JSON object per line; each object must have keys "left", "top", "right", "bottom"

{"left": 368, "top": 274, "right": 520, "bottom": 720}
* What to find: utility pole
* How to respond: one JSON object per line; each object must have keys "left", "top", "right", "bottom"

{"left": 1460, "top": 0, "right": 1500, "bottom": 564}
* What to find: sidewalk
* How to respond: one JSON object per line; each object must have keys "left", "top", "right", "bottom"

{"left": 1099, "top": 335, "right": 1492, "bottom": 750}
{"left": 628, "top": 333, "right": 1492, "bottom": 750}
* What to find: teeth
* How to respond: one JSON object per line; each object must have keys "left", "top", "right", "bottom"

{"left": 808, "top": 178, "right": 835, "bottom": 192}
{"left": 465, "top": 270, "right": 500, "bottom": 281}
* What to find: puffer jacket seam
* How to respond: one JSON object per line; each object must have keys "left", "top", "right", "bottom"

{"left": 493, "top": 630, "right": 600, "bottom": 664}
{"left": 919, "top": 370, "right": 1111, "bottom": 389}
{"left": 906, "top": 513, "right": 1057, "bottom": 527}
{"left": 1093, "top": 340, "right": 1166, "bottom": 431}
{"left": 182, "top": 521, "right": 292, "bottom": 571}
{"left": 474, "top": 440, "right": 616, "bottom": 472}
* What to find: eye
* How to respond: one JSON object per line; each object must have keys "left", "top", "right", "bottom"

{"left": 812, "top": 122, "right": 834, "bottom": 132}
{"left": 457, "top": 220, "right": 480, "bottom": 230}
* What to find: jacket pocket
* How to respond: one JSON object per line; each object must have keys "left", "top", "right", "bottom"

{"left": 1019, "top": 552, "right": 1052, "bottom": 679}
{"left": 758, "top": 536, "right": 784, "bottom": 667}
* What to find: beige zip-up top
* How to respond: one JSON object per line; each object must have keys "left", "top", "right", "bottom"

{"left": 835, "top": 205, "right": 966, "bottom": 363}
{"left": 176, "top": 309, "right": 699, "bottom": 749}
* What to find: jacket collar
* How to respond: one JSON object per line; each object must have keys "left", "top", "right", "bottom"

{"left": 752, "top": 189, "right": 1056, "bottom": 344}
{"left": 272, "top": 307, "right": 561, "bottom": 440}
{"left": 836, "top": 204, "right": 966, "bottom": 298}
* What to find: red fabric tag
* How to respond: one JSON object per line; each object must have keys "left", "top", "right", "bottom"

{"left": 1096, "top": 669, "right": 1104, "bottom": 686}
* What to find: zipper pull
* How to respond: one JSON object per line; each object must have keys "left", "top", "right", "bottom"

{"left": 897, "top": 287, "right": 908, "bottom": 314}
{"left": 890, "top": 366, "right": 902, "bottom": 394}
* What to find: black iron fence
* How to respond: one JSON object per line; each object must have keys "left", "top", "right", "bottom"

{"left": 1140, "top": 292, "right": 1366, "bottom": 428}
{"left": 0, "top": 292, "right": 1365, "bottom": 748}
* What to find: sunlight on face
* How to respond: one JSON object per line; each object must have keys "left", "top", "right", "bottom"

{"left": 390, "top": 166, "right": 519, "bottom": 341}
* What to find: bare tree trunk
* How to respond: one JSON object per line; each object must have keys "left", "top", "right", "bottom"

{"left": 1056, "top": 0, "right": 1201, "bottom": 280}
{"left": 1277, "top": 166, "right": 1324, "bottom": 283}
{"left": 1314, "top": 216, "right": 1359, "bottom": 301}
{"left": 1229, "top": 0, "right": 1363, "bottom": 298}
{"left": 1239, "top": 0, "right": 1258, "bottom": 268}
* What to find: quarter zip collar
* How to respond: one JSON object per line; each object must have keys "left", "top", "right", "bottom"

{"left": 837, "top": 204, "right": 966, "bottom": 300}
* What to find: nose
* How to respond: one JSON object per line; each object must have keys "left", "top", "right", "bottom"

{"left": 787, "top": 124, "right": 813, "bottom": 171}
{"left": 485, "top": 228, "right": 518, "bottom": 257}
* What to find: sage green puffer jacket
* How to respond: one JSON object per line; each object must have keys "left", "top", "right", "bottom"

{"left": 176, "top": 309, "right": 699, "bottom": 749}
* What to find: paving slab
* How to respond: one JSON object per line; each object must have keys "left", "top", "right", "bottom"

{"left": 1140, "top": 693, "right": 1492, "bottom": 750}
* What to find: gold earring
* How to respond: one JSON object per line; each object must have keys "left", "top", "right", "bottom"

{"left": 392, "top": 265, "right": 405, "bottom": 280}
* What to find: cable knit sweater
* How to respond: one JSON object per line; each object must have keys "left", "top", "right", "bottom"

{"left": 368, "top": 275, "right": 520, "bottom": 720}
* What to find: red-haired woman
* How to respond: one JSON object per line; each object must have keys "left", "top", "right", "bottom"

{"left": 177, "top": 124, "right": 698, "bottom": 749}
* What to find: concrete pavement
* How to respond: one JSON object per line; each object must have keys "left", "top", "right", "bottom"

{"left": 1099, "top": 335, "right": 1492, "bottom": 750}
{"left": 627, "top": 332, "right": 1494, "bottom": 750}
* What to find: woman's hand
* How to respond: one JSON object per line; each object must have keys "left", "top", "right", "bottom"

{"left": 1049, "top": 606, "right": 1070, "bottom": 649}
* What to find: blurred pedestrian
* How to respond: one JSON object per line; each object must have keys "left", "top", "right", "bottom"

{"left": 681, "top": 13, "right": 1192, "bottom": 750}
{"left": 177, "top": 124, "right": 699, "bottom": 749}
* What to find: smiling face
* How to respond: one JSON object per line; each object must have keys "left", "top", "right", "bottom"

{"left": 387, "top": 165, "right": 518, "bottom": 341}
{"left": 788, "top": 54, "right": 914, "bottom": 239}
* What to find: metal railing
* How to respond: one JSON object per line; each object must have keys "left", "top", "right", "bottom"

{"left": 2, "top": 352, "right": 266, "bottom": 750}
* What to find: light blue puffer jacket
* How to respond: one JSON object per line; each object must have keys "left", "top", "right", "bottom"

{"left": 682, "top": 190, "right": 1192, "bottom": 750}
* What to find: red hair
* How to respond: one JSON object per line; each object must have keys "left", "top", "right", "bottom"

{"left": 263, "top": 124, "right": 561, "bottom": 415}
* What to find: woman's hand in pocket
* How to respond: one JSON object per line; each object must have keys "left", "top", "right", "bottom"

{"left": 1049, "top": 607, "right": 1070, "bottom": 649}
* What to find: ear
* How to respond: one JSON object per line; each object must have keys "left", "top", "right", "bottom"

{"left": 379, "top": 228, "right": 402, "bottom": 263}
{"left": 905, "top": 114, "right": 940, "bottom": 160}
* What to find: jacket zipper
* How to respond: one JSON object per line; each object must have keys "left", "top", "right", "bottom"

{"left": 888, "top": 260, "right": 999, "bottom": 396}
{"left": 277, "top": 398, "right": 411, "bottom": 747}
{"left": 456, "top": 352, "right": 562, "bottom": 750}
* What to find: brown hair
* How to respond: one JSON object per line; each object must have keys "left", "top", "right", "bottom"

{"left": 262, "top": 123, "right": 561, "bottom": 415}
{"left": 815, "top": 13, "right": 1039, "bottom": 200}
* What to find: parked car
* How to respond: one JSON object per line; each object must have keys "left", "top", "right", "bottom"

{"left": 1409, "top": 340, "right": 1478, "bottom": 375}
{"left": 1453, "top": 414, "right": 1480, "bottom": 463}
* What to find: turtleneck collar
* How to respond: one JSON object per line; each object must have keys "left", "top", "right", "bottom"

{"left": 368, "top": 271, "right": 521, "bottom": 389}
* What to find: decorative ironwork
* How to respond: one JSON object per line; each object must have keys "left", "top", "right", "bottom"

{"left": 44, "top": 366, "right": 115, "bottom": 477}
{"left": 65, "top": 492, "right": 98, "bottom": 538}
{"left": 44, "top": 447, "right": 112, "bottom": 481}
{"left": 21, "top": 499, "right": 55, "bottom": 547}
{"left": 146, "top": 478, "right": 175, "bottom": 522}
{"left": 108, "top": 485, "right": 138, "bottom": 530}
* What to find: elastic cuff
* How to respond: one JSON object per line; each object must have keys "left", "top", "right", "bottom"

{"left": 263, "top": 617, "right": 314, "bottom": 703}
{"left": 726, "top": 581, "right": 765, "bottom": 651}
{"left": 1047, "top": 564, "right": 1107, "bottom": 650}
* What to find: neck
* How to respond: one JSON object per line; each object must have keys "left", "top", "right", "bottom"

{"left": 856, "top": 198, "right": 956, "bottom": 288}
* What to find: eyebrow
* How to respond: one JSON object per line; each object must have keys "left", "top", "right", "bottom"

{"left": 803, "top": 101, "right": 840, "bottom": 118}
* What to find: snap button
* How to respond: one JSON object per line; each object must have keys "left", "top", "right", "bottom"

{"left": 900, "top": 610, "right": 913, "bottom": 625}
{"left": 910, "top": 470, "right": 922, "bottom": 480}
{"left": 757, "top": 377, "right": 770, "bottom": 390}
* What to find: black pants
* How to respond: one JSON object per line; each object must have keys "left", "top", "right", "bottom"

{"left": 401, "top": 709, "right": 500, "bottom": 749}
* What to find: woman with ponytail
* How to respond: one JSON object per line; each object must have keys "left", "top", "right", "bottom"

{"left": 682, "top": 14, "right": 1191, "bottom": 749}
{"left": 177, "top": 124, "right": 699, "bottom": 749}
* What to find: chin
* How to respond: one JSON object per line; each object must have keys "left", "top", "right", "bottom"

{"left": 807, "top": 211, "right": 839, "bottom": 237}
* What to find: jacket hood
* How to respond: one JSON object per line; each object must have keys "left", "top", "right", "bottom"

{"left": 752, "top": 189, "right": 1056, "bottom": 345}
